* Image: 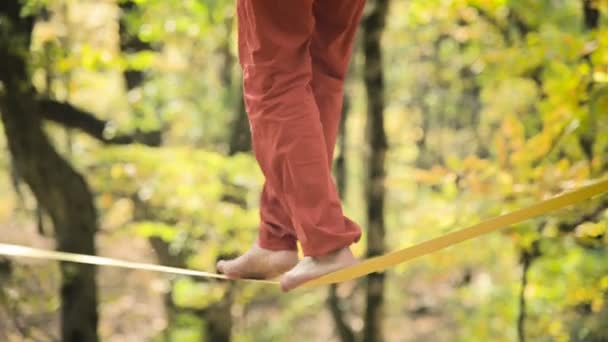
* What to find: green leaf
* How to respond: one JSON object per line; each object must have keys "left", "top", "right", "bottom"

{"left": 171, "top": 278, "right": 225, "bottom": 309}
{"left": 128, "top": 221, "right": 178, "bottom": 242}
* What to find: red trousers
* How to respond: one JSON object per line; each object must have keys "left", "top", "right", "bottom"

{"left": 237, "top": 0, "right": 365, "bottom": 257}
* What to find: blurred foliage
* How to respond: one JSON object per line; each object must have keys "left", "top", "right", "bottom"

{"left": 1, "top": 0, "right": 608, "bottom": 341}
{"left": 91, "top": 146, "right": 262, "bottom": 264}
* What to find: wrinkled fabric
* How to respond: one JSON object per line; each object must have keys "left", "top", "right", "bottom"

{"left": 237, "top": 0, "right": 365, "bottom": 256}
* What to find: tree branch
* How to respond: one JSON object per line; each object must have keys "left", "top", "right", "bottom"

{"left": 470, "top": 5, "right": 511, "bottom": 44}
{"left": 517, "top": 249, "right": 533, "bottom": 342}
{"left": 557, "top": 199, "right": 608, "bottom": 233}
{"left": 37, "top": 99, "right": 161, "bottom": 146}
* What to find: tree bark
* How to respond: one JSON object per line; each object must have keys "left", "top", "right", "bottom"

{"left": 0, "top": 2, "right": 99, "bottom": 341}
{"left": 118, "top": 0, "right": 163, "bottom": 146}
{"left": 228, "top": 87, "right": 252, "bottom": 155}
{"left": 225, "top": 4, "right": 251, "bottom": 155}
{"left": 133, "top": 195, "right": 233, "bottom": 342}
{"left": 328, "top": 93, "right": 356, "bottom": 342}
{"left": 335, "top": 94, "right": 350, "bottom": 200}
{"left": 579, "top": 0, "right": 600, "bottom": 160}
{"left": 517, "top": 250, "right": 533, "bottom": 342}
{"left": 119, "top": 0, "right": 151, "bottom": 91}
{"left": 362, "top": 1, "right": 390, "bottom": 341}
{"left": 328, "top": 284, "right": 356, "bottom": 342}
{"left": 582, "top": 0, "right": 600, "bottom": 30}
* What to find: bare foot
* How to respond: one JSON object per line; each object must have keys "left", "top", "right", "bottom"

{"left": 280, "top": 247, "right": 358, "bottom": 292}
{"left": 216, "top": 243, "right": 298, "bottom": 280}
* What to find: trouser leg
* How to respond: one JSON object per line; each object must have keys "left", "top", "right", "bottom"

{"left": 257, "top": 183, "right": 298, "bottom": 251}
{"left": 238, "top": 0, "right": 362, "bottom": 256}
{"left": 311, "top": 0, "right": 367, "bottom": 237}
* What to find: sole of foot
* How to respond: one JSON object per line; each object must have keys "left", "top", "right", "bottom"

{"left": 279, "top": 246, "right": 358, "bottom": 292}
{"left": 216, "top": 243, "right": 298, "bottom": 280}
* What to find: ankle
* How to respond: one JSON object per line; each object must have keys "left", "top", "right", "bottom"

{"left": 312, "top": 246, "right": 352, "bottom": 262}
{"left": 255, "top": 242, "right": 298, "bottom": 254}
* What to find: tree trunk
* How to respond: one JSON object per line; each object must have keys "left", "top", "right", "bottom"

{"left": 226, "top": 6, "right": 252, "bottom": 155}
{"left": 335, "top": 94, "right": 351, "bottom": 200}
{"left": 579, "top": 0, "right": 600, "bottom": 161}
{"left": 119, "top": 1, "right": 151, "bottom": 91}
{"left": 328, "top": 284, "right": 356, "bottom": 342}
{"left": 228, "top": 90, "right": 252, "bottom": 155}
{"left": 328, "top": 94, "right": 356, "bottom": 342}
{"left": 0, "top": 2, "right": 99, "bottom": 341}
{"left": 118, "top": 1, "right": 162, "bottom": 146}
{"left": 517, "top": 252, "right": 532, "bottom": 342}
{"left": 132, "top": 197, "right": 233, "bottom": 341}
{"left": 582, "top": 0, "right": 599, "bottom": 30}
{"left": 362, "top": 1, "right": 390, "bottom": 342}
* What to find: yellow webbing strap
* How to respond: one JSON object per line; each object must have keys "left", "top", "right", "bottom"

{"left": 0, "top": 178, "right": 606, "bottom": 289}
{"left": 300, "top": 178, "right": 608, "bottom": 288}
{"left": 0, "top": 243, "right": 277, "bottom": 285}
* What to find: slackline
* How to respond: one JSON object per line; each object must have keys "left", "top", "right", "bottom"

{"left": 0, "top": 178, "right": 606, "bottom": 289}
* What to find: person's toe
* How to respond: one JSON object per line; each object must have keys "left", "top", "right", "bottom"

{"left": 279, "top": 273, "right": 294, "bottom": 292}
{"left": 217, "top": 259, "right": 239, "bottom": 277}
{"left": 216, "top": 260, "right": 226, "bottom": 274}
{"left": 279, "top": 270, "right": 303, "bottom": 292}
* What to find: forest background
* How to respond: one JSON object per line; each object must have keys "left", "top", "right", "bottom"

{"left": 1, "top": 0, "right": 608, "bottom": 341}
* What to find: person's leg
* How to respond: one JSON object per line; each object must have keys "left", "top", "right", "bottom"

{"left": 216, "top": 181, "right": 298, "bottom": 280}
{"left": 312, "top": 0, "right": 366, "bottom": 161}
{"left": 237, "top": 0, "right": 361, "bottom": 255}
{"left": 255, "top": 0, "right": 366, "bottom": 257}
{"left": 218, "top": 0, "right": 361, "bottom": 288}
{"left": 216, "top": 0, "right": 302, "bottom": 279}
{"left": 257, "top": 183, "right": 298, "bottom": 251}
{"left": 279, "top": 0, "right": 367, "bottom": 291}
{"left": 313, "top": 0, "right": 366, "bottom": 244}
